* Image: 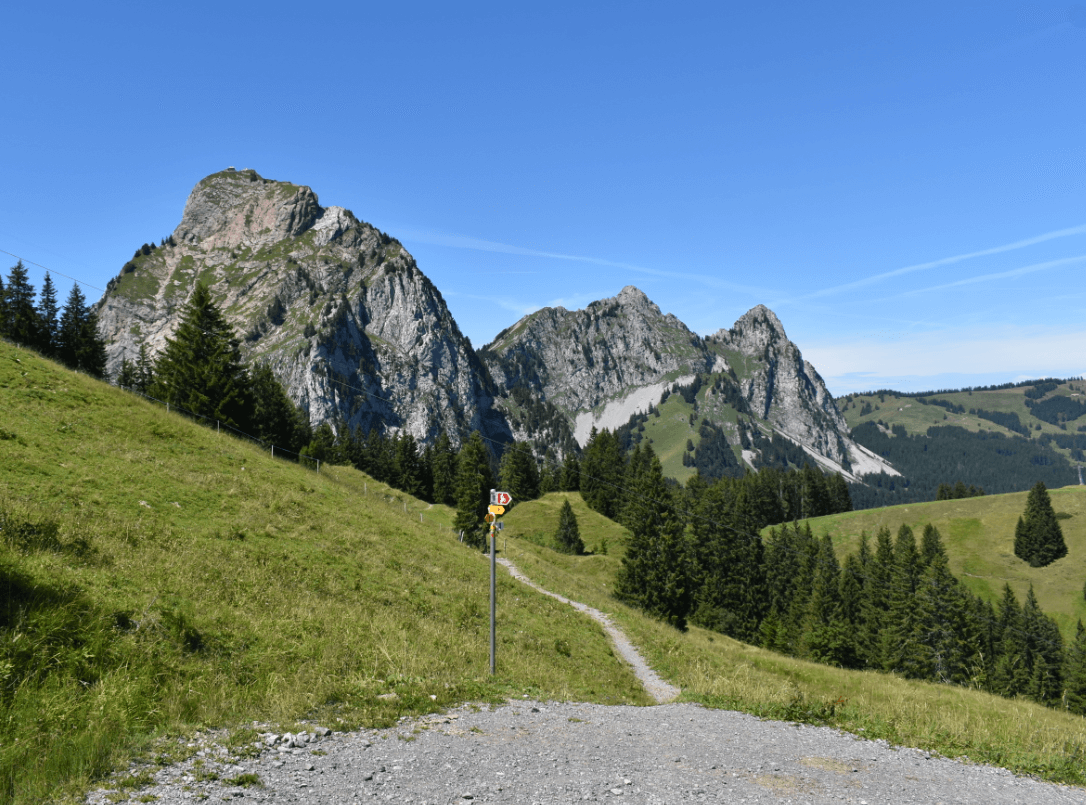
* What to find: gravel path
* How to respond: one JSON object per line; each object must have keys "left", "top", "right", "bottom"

{"left": 88, "top": 702, "right": 1084, "bottom": 804}
{"left": 86, "top": 563, "right": 1085, "bottom": 804}
{"left": 496, "top": 558, "right": 679, "bottom": 704}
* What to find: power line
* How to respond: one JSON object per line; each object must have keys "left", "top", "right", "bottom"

{"left": 0, "top": 248, "right": 106, "bottom": 294}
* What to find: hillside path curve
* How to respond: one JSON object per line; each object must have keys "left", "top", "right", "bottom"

{"left": 496, "top": 557, "right": 680, "bottom": 704}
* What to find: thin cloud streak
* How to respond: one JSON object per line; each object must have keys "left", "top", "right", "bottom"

{"left": 791, "top": 222, "right": 1086, "bottom": 303}
{"left": 871, "top": 254, "right": 1086, "bottom": 301}
{"left": 398, "top": 228, "right": 774, "bottom": 296}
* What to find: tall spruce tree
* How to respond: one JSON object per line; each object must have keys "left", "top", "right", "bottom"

{"left": 430, "top": 433, "right": 458, "bottom": 506}
{"left": 688, "top": 477, "right": 767, "bottom": 644}
{"left": 554, "top": 498, "right": 584, "bottom": 555}
{"left": 614, "top": 446, "right": 692, "bottom": 630}
{"left": 36, "top": 272, "right": 59, "bottom": 357}
{"left": 1064, "top": 621, "right": 1086, "bottom": 715}
{"left": 1014, "top": 482, "right": 1067, "bottom": 567}
{"left": 249, "top": 363, "right": 311, "bottom": 453}
{"left": 150, "top": 282, "right": 249, "bottom": 425}
{"left": 57, "top": 283, "right": 107, "bottom": 377}
{"left": 454, "top": 432, "right": 494, "bottom": 549}
{"left": 4, "top": 261, "right": 40, "bottom": 348}
{"left": 580, "top": 428, "right": 626, "bottom": 519}
{"left": 499, "top": 441, "right": 540, "bottom": 503}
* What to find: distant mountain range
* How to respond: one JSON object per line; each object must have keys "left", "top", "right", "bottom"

{"left": 94, "top": 168, "right": 895, "bottom": 480}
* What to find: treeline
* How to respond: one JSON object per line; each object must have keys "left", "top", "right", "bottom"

{"left": 0, "top": 261, "right": 107, "bottom": 377}
{"left": 1027, "top": 394, "right": 1086, "bottom": 427}
{"left": 756, "top": 522, "right": 1086, "bottom": 713}
{"left": 848, "top": 422, "right": 1076, "bottom": 509}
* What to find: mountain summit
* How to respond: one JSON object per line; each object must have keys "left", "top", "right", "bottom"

{"left": 96, "top": 169, "right": 892, "bottom": 480}
{"left": 96, "top": 168, "right": 510, "bottom": 446}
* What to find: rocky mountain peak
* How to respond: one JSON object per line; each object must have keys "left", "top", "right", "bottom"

{"left": 722, "top": 304, "right": 788, "bottom": 353}
{"left": 96, "top": 168, "right": 510, "bottom": 450}
{"left": 173, "top": 168, "right": 324, "bottom": 251}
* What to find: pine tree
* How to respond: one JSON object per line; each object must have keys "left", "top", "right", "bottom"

{"left": 499, "top": 441, "right": 539, "bottom": 503}
{"left": 688, "top": 477, "right": 767, "bottom": 644}
{"left": 4, "top": 261, "right": 40, "bottom": 348}
{"left": 882, "top": 525, "right": 925, "bottom": 676}
{"left": 1014, "top": 482, "right": 1067, "bottom": 567}
{"left": 36, "top": 272, "right": 59, "bottom": 357}
{"left": 430, "top": 433, "right": 458, "bottom": 506}
{"left": 1064, "top": 621, "right": 1086, "bottom": 715}
{"left": 857, "top": 527, "right": 894, "bottom": 668}
{"left": 150, "top": 282, "right": 250, "bottom": 425}
{"left": 454, "top": 432, "right": 494, "bottom": 549}
{"left": 57, "top": 283, "right": 107, "bottom": 377}
{"left": 554, "top": 498, "right": 584, "bottom": 555}
{"left": 614, "top": 446, "right": 692, "bottom": 630}
{"left": 991, "top": 584, "right": 1030, "bottom": 697}
{"left": 580, "top": 428, "right": 625, "bottom": 519}
{"left": 249, "top": 363, "right": 311, "bottom": 453}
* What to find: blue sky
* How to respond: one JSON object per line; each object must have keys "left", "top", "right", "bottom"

{"left": 3, "top": 1, "right": 1085, "bottom": 395}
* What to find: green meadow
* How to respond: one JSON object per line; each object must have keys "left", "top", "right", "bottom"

{"left": 3, "top": 340, "right": 1086, "bottom": 801}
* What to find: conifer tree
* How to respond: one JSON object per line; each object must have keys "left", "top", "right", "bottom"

{"left": 1014, "top": 482, "right": 1067, "bottom": 567}
{"left": 882, "top": 525, "right": 925, "bottom": 675}
{"left": 150, "top": 283, "right": 248, "bottom": 424}
{"left": 1064, "top": 621, "right": 1086, "bottom": 715}
{"left": 920, "top": 523, "right": 947, "bottom": 567}
{"left": 249, "top": 363, "right": 311, "bottom": 453}
{"left": 798, "top": 535, "right": 854, "bottom": 666}
{"left": 911, "top": 551, "right": 975, "bottom": 684}
{"left": 430, "top": 433, "right": 458, "bottom": 506}
{"left": 991, "top": 584, "right": 1029, "bottom": 697}
{"left": 554, "top": 498, "right": 584, "bottom": 555}
{"left": 499, "top": 441, "right": 539, "bottom": 503}
{"left": 0, "top": 273, "right": 7, "bottom": 334}
{"left": 454, "top": 432, "right": 494, "bottom": 549}
{"left": 688, "top": 477, "right": 767, "bottom": 643}
{"left": 36, "top": 272, "right": 59, "bottom": 357}
{"left": 1021, "top": 585, "right": 1064, "bottom": 705}
{"left": 857, "top": 527, "right": 894, "bottom": 668}
{"left": 580, "top": 428, "right": 625, "bottom": 519}
{"left": 4, "top": 261, "right": 40, "bottom": 348}
{"left": 614, "top": 446, "right": 692, "bottom": 630}
{"left": 57, "top": 283, "right": 107, "bottom": 377}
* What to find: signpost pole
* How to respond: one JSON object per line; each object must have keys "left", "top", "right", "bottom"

{"left": 487, "top": 490, "right": 511, "bottom": 676}
{"left": 489, "top": 519, "right": 496, "bottom": 675}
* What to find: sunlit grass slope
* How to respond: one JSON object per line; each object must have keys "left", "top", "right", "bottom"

{"left": 504, "top": 493, "right": 1086, "bottom": 786}
{"left": 0, "top": 342, "right": 648, "bottom": 804}
{"left": 794, "top": 488, "right": 1086, "bottom": 636}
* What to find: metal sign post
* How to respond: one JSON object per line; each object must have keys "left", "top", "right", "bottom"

{"left": 488, "top": 490, "right": 512, "bottom": 675}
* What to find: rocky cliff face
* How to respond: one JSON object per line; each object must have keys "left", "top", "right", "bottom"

{"left": 482, "top": 291, "right": 888, "bottom": 478}
{"left": 707, "top": 305, "right": 851, "bottom": 465}
{"left": 96, "top": 168, "right": 510, "bottom": 447}
{"left": 481, "top": 286, "right": 723, "bottom": 411}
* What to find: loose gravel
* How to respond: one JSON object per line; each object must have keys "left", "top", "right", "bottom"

{"left": 87, "top": 701, "right": 1084, "bottom": 804}
{"left": 86, "top": 561, "right": 1085, "bottom": 804}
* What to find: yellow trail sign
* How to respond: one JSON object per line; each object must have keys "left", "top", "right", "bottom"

{"left": 488, "top": 505, "right": 506, "bottom": 515}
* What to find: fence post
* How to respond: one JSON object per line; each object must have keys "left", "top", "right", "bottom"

{"left": 271, "top": 445, "right": 274, "bottom": 458}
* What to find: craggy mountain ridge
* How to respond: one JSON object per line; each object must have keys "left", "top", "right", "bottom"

{"left": 96, "top": 168, "right": 511, "bottom": 447}
{"left": 96, "top": 168, "right": 888, "bottom": 479}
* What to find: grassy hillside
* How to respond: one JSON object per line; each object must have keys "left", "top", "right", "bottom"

{"left": 502, "top": 495, "right": 1086, "bottom": 785}
{"left": 792, "top": 486, "right": 1086, "bottom": 637}
{"left": 0, "top": 341, "right": 650, "bottom": 804}
{"left": 839, "top": 381, "right": 1086, "bottom": 462}
{"left": 5, "top": 340, "right": 1086, "bottom": 799}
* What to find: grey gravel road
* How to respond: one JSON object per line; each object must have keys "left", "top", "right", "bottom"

{"left": 88, "top": 700, "right": 1084, "bottom": 804}
{"left": 86, "top": 560, "right": 1086, "bottom": 804}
